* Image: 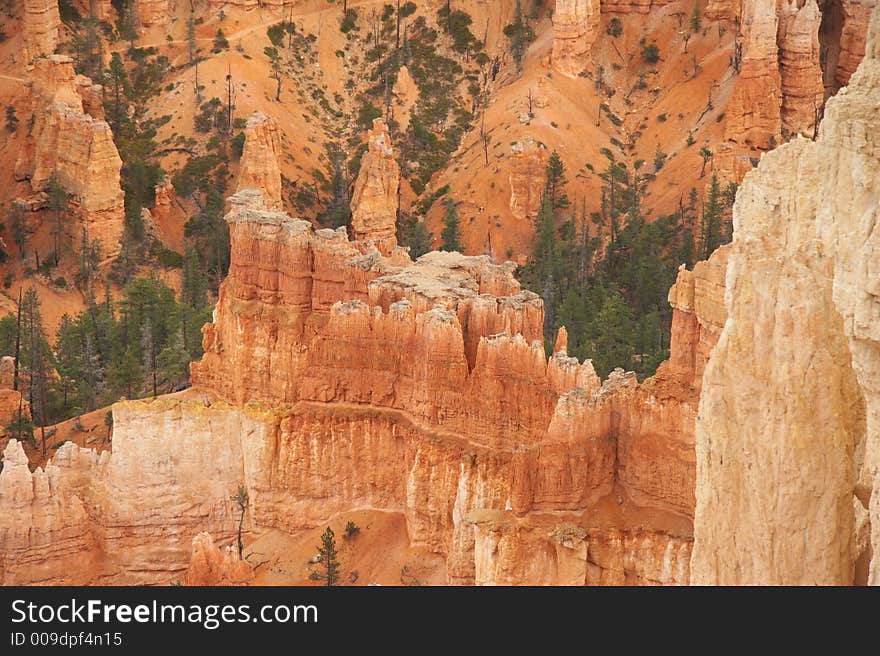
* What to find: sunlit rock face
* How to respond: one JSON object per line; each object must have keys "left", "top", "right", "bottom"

{"left": 22, "top": 0, "right": 61, "bottom": 64}
{"left": 236, "top": 112, "right": 284, "bottom": 211}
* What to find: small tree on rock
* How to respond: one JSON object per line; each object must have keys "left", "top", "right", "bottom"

{"left": 233, "top": 485, "right": 248, "bottom": 559}
{"left": 310, "top": 526, "right": 341, "bottom": 587}
{"left": 441, "top": 198, "right": 463, "bottom": 252}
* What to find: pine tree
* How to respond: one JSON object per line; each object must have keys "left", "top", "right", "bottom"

{"left": 110, "top": 346, "right": 140, "bottom": 399}
{"left": 310, "top": 526, "right": 341, "bottom": 587}
{"left": 503, "top": 0, "right": 532, "bottom": 72}
{"left": 398, "top": 213, "right": 433, "bottom": 258}
{"left": 19, "top": 289, "right": 53, "bottom": 455}
{"left": 106, "top": 53, "right": 130, "bottom": 134}
{"left": 700, "top": 175, "right": 724, "bottom": 259}
{"left": 264, "top": 46, "right": 283, "bottom": 102}
{"left": 233, "top": 486, "right": 249, "bottom": 559}
{"left": 690, "top": 2, "right": 702, "bottom": 33}
{"left": 591, "top": 290, "right": 635, "bottom": 379}
{"left": 699, "top": 147, "right": 713, "bottom": 178}
{"left": 47, "top": 173, "right": 67, "bottom": 266}
{"left": 157, "top": 331, "right": 190, "bottom": 392}
{"left": 213, "top": 29, "right": 229, "bottom": 53}
{"left": 9, "top": 202, "right": 31, "bottom": 259}
{"left": 545, "top": 151, "right": 570, "bottom": 209}
{"left": 441, "top": 198, "right": 463, "bottom": 252}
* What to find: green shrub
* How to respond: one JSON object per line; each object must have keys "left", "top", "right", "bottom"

{"left": 157, "top": 248, "right": 183, "bottom": 269}
{"left": 642, "top": 43, "right": 660, "bottom": 63}
{"left": 230, "top": 132, "right": 246, "bottom": 159}
{"left": 606, "top": 17, "right": 622, "bottom": 37}
{"left": 340, "top": 9, "right": 358, "bottom": 33}
{"left": 344, "top": 521, "right": 360, "bottom": 540}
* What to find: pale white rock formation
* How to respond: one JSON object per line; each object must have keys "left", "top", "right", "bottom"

{"left": 692, "top": 9, "right": 880, "bottom": 585}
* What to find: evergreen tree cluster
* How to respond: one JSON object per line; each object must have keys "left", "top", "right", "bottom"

{"left": 1, "top": 277, "right": 210, "bottom": 435}
{"left": 519, "top": 150, "right": 735, "bottom": 380}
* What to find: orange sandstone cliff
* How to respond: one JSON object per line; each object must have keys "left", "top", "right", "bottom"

{"left": 552, "top": 0, "right": 601, "bottom": 78}
{"left": 22, "top": 0, "right": 61, "bottom": 64}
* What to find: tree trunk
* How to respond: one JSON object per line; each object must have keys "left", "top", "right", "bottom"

{"left": 13, "top": 289, "right": 21, "bottom": 391}
{"left": 237, "top": 508, "right": 245, "bottom": 559}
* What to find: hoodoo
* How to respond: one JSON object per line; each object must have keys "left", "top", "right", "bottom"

{"left": 236, "top": 112, "right": 284, "bottom": 210}
{"left": 14, "top": 56, "right": 125, "bottom": 258}
{"left": 350, "top": 119, "right": 400, "bottom": 251}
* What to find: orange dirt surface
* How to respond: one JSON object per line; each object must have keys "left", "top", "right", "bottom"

{"left": 246, "top": 510, "right": 448, "bottom": 586}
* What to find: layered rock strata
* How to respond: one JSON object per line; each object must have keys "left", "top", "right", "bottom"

{"left": 724, "top": 0, "right": 875, "bottom": 147}
{"left": 692, "top": 10, "right": 880, "bottom": 584}
{"left": 839, "top": 0, "right": 878, "bottom": 86}
{"left": 23, "top": 0, "right": 61, "bottom": 64}
{"left": 779, "top": 0, "right": 825, "bottom": 136}
{"left": 724, "top": 0, "right": 784, "bottom": 147}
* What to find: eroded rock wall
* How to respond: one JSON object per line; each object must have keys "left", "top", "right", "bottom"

{"left": 0, "top": 181, "right": 732, "bottom": 584}
{"left": 23, "top": 0, "right": 60, "bottom": 63}
{"left": 0, "top": 397, "right": 251, "bottom": 585}
{"left": 723, "top": 0, "right": 875, "bottom": 148}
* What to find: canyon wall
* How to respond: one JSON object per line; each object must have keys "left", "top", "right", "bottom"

{"left": 14, "top": 57, "right": 125, "bottom": 258}
{"left": 839, "top": 0, "right": 878, "bottom": 86}
{"left": 723, "top": 0, "right": 875, "bottom": 149}
{"left": 136, "top": 0, "right": 169, "bottom": 27}
{"left": 0, "top": 182, "right": 730, "bottom": 585}
{"left": 778, "top": 0, "right": 825, "bottom": 137}
{"left": 691, "top": 9, "right": 880, "bottom": 584}
{"left": 600, "top": 0, "right": 675, "bottom": 14}
{"left": 724, "top": 0, "right": 784, "bottom": 147}
{"left": 0, "top": 397, "right": 251, "bottom": 584}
